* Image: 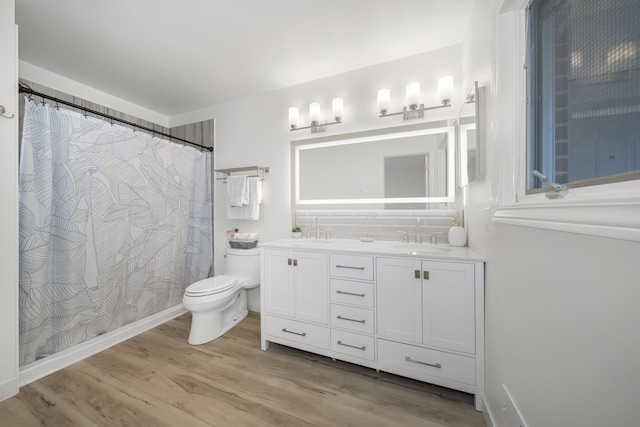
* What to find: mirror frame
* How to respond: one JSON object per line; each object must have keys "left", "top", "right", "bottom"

{"left": 291, "top": 120, "right": 456, "bottom": 209}
{"left": 458, "top": 81, "right": 481, "bottom": 186}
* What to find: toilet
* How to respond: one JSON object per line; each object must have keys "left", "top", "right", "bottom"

{"left": 182, "top": 247, "right": 260, "bottom": 345}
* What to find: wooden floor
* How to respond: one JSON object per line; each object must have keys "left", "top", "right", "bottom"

{"left": 0, "top": 313, "right": 485, "bottom": 426}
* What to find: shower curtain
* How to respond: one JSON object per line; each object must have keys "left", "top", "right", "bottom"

{"left": 18, "top": 99, "right": 213, "bottom": 366}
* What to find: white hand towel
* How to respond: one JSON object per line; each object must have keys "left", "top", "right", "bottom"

{"left": 227, "top": 175, "right": 249, "bottom": 207}
{"left": 243, "top": 177, "right": 262, "bottom": 221}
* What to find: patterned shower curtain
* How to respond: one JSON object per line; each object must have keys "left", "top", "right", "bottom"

{"left": 18, "top": 100, "right": 213, "bottom": 366}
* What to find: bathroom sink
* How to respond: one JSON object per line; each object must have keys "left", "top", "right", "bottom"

{"left": 392, "top": 243, "right": 450, "bottom": 254}
{"left": 290, "top": 239, "right": 330, "bottom": 246}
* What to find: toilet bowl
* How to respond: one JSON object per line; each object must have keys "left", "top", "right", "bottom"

{"left": 183, "top": 247, "right": 260, "bottom": 345}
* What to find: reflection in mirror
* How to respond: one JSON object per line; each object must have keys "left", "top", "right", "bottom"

{"left": 292, "top": 122, "right": 455, "bottom": 209}
{"left": 458, "top": 82, "right": 480, "bottom": 186}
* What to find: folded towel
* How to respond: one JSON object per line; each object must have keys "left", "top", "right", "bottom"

{"left": 227, "top": 175, "right": 249, "bottom": 207}
{"left": 233, "top": 232, "right": 259, "bottom": 240}
{"left": 243, "top": 177, "right": 262, "bottom": 221}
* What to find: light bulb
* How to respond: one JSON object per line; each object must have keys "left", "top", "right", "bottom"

{"left": 288, "top": 107, "right": 299, "bottom": 129}
{"left": 377, "top": 89, "right": 390, "bottom": 115}
{"left": 332, "top": 98, "right": 343, "bottom": 122}
{"left": 406, "top": 83, "right": 421, "bottom": 109}
{"left": 309, "top": 103, "right": 321, "bottom": 125}
{"left": 438, "top": 76, "right": 453, "bottom": 105}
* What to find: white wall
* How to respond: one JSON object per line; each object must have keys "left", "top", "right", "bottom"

{"left": 207, "top": 48, "right": 463, "bottom": 311}
{"left": 0, "top": 0, "right": 19, "bottom": 401}
{"left": 460, "top": 0, "right": 496, "bottom": 258}
{"left": 463, "top": 1, "right": 640, "bottom": 426}
{"left": 19, "top": 62, "right": 170, "bottom": 127}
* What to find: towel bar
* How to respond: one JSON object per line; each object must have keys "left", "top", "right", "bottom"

{"left": 215, "top": 166, "right": 269, "bottom": 183}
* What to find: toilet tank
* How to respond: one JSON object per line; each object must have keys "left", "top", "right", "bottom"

{"left": 224, "top": 247, "right": 260, "bottom": 286}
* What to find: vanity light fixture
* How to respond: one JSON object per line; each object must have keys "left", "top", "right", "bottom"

{"left": 378, "top": 76, "right": 453, "bottom": 120}
{"left": 289, "top": 98, "right": 343, "bottom": 133}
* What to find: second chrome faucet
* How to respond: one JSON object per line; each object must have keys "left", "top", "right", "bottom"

{"left": 415, "top": 218, "right": 422, "bottom": 244}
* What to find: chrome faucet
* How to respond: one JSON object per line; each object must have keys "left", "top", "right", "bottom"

{"left": 311, "top": 217, "right": 320, "bottom": 240}
{"left": 430, "top": 232, "right": 443, "bottom": 245}
{"left": 415, "top": 218, "right": 422, "bottom": 244}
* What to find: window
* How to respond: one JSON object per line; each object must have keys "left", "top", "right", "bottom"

{"left": 527, "top": 0, "right": 640, "bottom": 193}
{"left": 491, "top": 2, "right": 640, "bottom": 242}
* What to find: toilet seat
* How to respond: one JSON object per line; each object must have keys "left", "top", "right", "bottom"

{"left": 185, "top": 276, "right": 238, "bottom": 298}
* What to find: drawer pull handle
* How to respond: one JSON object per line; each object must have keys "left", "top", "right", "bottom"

{"left": 282, "top": 328, "right": 307, "bottom": 337}
{"left": 336, "top": 290, "right": 366, "bottom": 297}
{"left": 337, "top": 340, "right": 366, "bottom": 351}
{"left": 335, "top": 265, "right": 365, "bottom": 270}
{"left": 336, "top": 315, "right": 366, "bottom": 324}
{"left": 405, "top": 356, "right": 441, "bottom": 369}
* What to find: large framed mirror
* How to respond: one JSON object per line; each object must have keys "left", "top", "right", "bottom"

{"left": 458, "top": 82, "right": 481, "bottom": 186}
{"left": 292, "top": 120, "right": 456, "bottom": 210}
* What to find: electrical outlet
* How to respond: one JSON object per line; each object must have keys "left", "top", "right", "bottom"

{"left": 503, "top": 385, "right": 527, "bottom": 427}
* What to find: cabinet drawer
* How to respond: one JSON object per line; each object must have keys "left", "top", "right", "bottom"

{"left": 330, "top": 279, "right": 374, "bottom": 308}
{"left": 265, "top": 315, "right": 329, "bottom": 350}
{"left": 330, "top": 304, "right": 375, "bottom": 334}
{"left": 331, "top": 330, "right": 375, "bottom": 362}
{"left": 330, "top": 254, "right": 374, "bottom": 281}
{"left": 378, "top": 339, "right": 475, "bottom": 386}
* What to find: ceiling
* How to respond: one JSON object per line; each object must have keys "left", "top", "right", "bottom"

{"left": 16, "top": 0, "right": 475, "bottom": 118}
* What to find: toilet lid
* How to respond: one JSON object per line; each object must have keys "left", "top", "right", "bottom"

{"left": 185, "top": 276, "right": 237, "bottom": 296}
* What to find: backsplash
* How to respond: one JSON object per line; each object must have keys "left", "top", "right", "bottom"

{"left": 294, "top": 209, "right": 462, "bottom": 245}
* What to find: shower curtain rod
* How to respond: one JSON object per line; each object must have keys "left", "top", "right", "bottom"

{"left": 18, "top": 84, "right": 213, "bottom": 152}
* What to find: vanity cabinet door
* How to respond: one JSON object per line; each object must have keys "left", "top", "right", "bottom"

{"left": 377, "top": 257, "right": 476, "bottom": 354}
{"left": 263, "top": 249, "right": 328, "bottom": 324}
{"left": 294, "top": 251, "right": 329, "bottom": 324}
{"left": 422, "top": 261, "right": 475, "bottom": 354}
{"left": 376, "top": 257, "right": 423, "bottom": 344}
{"left": 263, "top": 249, "right": 295, "bottom": 317}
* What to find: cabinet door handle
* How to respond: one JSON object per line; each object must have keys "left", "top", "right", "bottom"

{"left": 282, "top": 328, "right": 306, "bottom": 337}
{"left": 336, "top": 315, "right": 366, "bottom": 324}
{"left": 335, "top": 265, "right": 365, "bottom": 270}
{"left": 337, "top": 340, "right": 366, "bottom": 351}
{"left": 288, "top": 258, "right": 292, "bottom": 265}
{"left": 423, "top": 270, "right": 429, "bottom": 280}
{"left": 336, "top": 290, "right": 366, "bottom": 297}
{"left": 293, "top": 259, "right": 298, "bottom": 267}
{"left": 405, "top": 356, "right": 441, "bottom": 368}
{"left": 414, "top": 269, "right": 420, "bottom": 279}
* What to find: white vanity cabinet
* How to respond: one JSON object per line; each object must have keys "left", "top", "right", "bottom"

{"left": 260, "top": 240, "right": 485, "bottom": 411}
{"left": 262, "top": 249, "right": 329, "bottom": 352}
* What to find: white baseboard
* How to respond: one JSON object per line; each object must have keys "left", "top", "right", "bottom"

{"left": 19, "top": 305, "right": 187, "bottom": 387}
{"left": 0, "top": 378, "right": 19, "bottom": 402}
{"left": 483, "top": 397, "right": 497, "bottom": 427}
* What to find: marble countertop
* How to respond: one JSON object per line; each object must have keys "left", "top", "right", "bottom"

{"left": 260, "top": 238, "right": 485, "bottom": 262}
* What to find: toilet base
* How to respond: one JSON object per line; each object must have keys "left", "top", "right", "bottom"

{"left": 187, "top": 289, "right": 248, "bottom": 345}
